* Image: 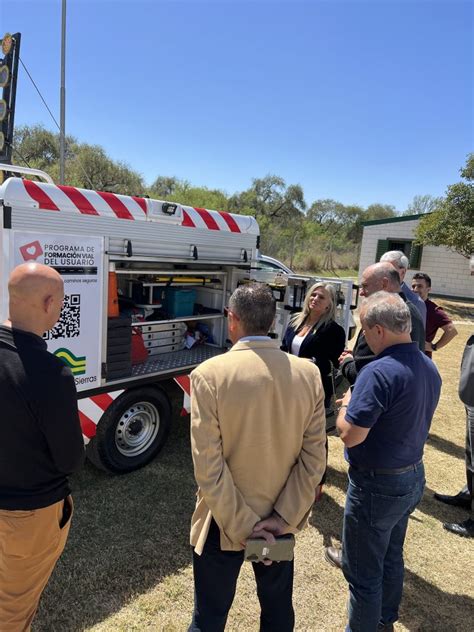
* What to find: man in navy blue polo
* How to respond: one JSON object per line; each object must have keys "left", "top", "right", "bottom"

{"left": 336, "top": 291, "right": 441, "bottom": 632}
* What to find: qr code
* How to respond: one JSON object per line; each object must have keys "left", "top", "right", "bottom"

{"left": 45, "top": 294, "right": 81, "bottom": 340}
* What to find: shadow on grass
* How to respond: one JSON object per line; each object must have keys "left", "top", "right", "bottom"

{"left": 401, "top": 569, "right": 474, "bottom": 632}
{"left": 426, "top": 432, "right": 466, "bottom": 461}
{"left": 322, "top": 462, "right": 470, "bottom": 526}
{"left": 309, "top": 472, "right": 474, "bottom": 632}
{"left": 309, "top": 486, "right": 344, "bottom": 547}
{"left": 34, "top": 395, "right": 196, "bottom": 632}
{"left": 435, "top": 300, "right": 474, "bottom": 321}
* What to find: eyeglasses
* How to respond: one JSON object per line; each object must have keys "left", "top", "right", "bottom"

{"left": 223, "top": 307, "right": 240, "bottom": 320}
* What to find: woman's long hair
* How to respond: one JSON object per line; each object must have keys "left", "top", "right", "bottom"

{"left": 290, "top": 282, "right": 337, "bottom": 332}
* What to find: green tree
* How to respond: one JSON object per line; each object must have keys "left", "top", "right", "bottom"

{"left": 415, "top": 154, "right": 474, "bottom": 258}
{"left": 149, "top": 176, "right": 184, "bottom": 198}
{"left": 13, "top": 124, "right": 145, "bottom": 195}
{"left": 228, "top": 175, "right": 306, "bottom": 261}
{"left": 67, "top": 144, "right": 145, "bottom": 194}
{"left": 163, "top": 184, "right": 229, "bottom": 210}
{"left": 404, "top": 194, "right": 442, "bottom": 216}
{"left": 229, "top": 175, "right": 306, "bottom": 223}
{"left": 364, "top": 203, "right": 397, "bottom": 221}
{"left": 13, "top": 125, "right": 75, "bottom": 177}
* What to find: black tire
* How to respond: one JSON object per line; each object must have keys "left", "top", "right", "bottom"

{"left": 86, "top": 386, "right": 172, "bottom": 473}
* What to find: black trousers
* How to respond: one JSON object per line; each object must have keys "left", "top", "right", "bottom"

{"left": 188, "top": 519, "right": 294, "bottom": 632}
{"left": 464, "top": 405, "right": 474, "bottom": 518}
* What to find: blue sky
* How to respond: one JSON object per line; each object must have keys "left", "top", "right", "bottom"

{"left": 1, "top": 0, "right": 473, "bottom": 211}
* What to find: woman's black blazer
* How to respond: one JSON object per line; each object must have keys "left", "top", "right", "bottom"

{"left": 281, "top": 319, "right": 346, "bottom": 378}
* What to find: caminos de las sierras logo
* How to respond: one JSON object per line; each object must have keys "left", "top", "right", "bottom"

{"left": 54, "top": 348, "right": 86, "bottom": 376}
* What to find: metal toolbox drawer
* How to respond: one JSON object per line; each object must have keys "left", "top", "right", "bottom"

{"left": 140, "top": 322, "right": 187, "bottom": 334}
{"left": 147, "top": 340, "right": 186, "bottom": 356}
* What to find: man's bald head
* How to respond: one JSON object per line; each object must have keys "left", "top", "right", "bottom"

{"left": 7, "top": 263, "right": 64, "bottom": 335}
{"left": 360, "top": 262, "right": 401, "bottom": 297}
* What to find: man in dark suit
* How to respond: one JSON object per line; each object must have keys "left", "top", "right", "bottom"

{"left": 434, "top": 333, "right": 474, "bottom": 538}
{"left": 340, "top": 263, "right": 425, "bottom": 386}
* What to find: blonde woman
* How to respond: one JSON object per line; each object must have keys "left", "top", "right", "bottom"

{"left": 282, "top": 282, "right": 346, "bottom": 500}
{"left": 281, "top": 282, "right": 346, "bottom": 412}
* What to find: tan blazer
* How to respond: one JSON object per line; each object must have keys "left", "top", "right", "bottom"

{"left": 190, "top": 339, "right": 327, "bottom": 554}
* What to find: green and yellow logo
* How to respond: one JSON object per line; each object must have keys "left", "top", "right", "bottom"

{"left": 54, "top": 348, "right": 87, "bottom": 376}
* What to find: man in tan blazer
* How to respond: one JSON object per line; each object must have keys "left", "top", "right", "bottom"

{"left": 189, "top": 283, "right": 327, "bottom": 632}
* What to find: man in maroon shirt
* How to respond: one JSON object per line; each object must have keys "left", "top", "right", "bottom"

{"left": 411, "top": 273, "right": 458, "bottom": 359}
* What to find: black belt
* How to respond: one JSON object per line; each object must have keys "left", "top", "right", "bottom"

{"left": 350, "top": 459, "right": 423, "bottom": 476}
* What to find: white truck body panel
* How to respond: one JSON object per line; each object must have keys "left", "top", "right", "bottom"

{"left": 0, "top": 171, "right": 356, "bottom": 471}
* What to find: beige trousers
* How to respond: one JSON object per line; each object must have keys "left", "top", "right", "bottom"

{"left": 0, "top": 495, "right": 73, "bottom": 632}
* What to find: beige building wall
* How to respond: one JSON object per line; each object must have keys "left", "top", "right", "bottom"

{"left": 359, "top": 218, "right": 473, "bottom": 299}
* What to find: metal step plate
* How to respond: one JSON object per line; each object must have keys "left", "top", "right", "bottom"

{"left": 131, "top": 344, "right": 224, "bottom": 377}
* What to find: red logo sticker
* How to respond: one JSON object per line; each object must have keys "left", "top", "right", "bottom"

{"left": 19, "top": 241, "right": 44, "bottom": 261}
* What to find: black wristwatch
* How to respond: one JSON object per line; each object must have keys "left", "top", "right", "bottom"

{"left": 431, "top": 342, "right": 438, "bottom": 351}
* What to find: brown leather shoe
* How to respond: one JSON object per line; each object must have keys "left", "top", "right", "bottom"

{"left": 324, "top": 546, "right": 342, "bottom": 569}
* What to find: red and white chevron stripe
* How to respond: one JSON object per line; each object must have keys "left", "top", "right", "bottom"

{"left": 174, "top": 374, "right": 191, "bottom": 416}
{"left": 181, "top": 205, "right": 255, "bottom": 234}
{"left": 78, "top": 390, "right": 124, "bottom": 443}
{"left": 5, "top": 178, "right": 257, "bottom": 233}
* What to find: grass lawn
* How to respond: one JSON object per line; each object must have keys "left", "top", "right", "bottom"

{"left": 34, "top": 318, "right": 474, "bottom": 631}
{"left": 295, "top": 269, "right": 359, "bottom": 282}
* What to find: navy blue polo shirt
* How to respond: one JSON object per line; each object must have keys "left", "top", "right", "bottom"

{"left": 345, "top": 342, "right": 442, "bottom": 469}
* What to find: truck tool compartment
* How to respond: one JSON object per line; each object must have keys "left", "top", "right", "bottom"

{"left": 0, "top": 165, "right": 357, "bottom": 473}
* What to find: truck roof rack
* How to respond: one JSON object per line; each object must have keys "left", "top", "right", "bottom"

{"left": 0, "top": 163, "right": 54, "bottom": 184}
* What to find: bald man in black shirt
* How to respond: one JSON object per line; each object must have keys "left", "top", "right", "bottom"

{"left": 0, "top": 263, "right": 84, "bottom": 631}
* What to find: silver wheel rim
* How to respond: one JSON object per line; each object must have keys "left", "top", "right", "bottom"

{"left": 115, "top": 401, "right": 160, "bottom": 457}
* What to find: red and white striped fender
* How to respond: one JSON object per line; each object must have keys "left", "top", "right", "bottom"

{"left": 2, "top": 178, "right": 259, "bottom": 234}
{"left": 78, "top": 390, "right": 124, "bottom": 444}
{"left": 174, "top": 375, "right": 191, "bottom": 416}
{"left": 8, "top": 178, "right": 148, "bottom": 220}
{"left": 180, "top": 205, "right": 258, "bottom": 234}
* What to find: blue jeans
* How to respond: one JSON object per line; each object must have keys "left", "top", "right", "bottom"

{"left": 342, "top": 463, "right": 425, "bottom": 632}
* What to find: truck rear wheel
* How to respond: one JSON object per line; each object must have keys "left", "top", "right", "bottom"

{"left": 86, "top": 386, "right": 172, "bottom": 473}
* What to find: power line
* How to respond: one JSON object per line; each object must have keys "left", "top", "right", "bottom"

{"left": 19, "top": 57, "right": 60, "bottom": 130}
{"left": 11, "top": 143, "right": 32, "bottom": 169}
{"left": 18, "top": 57, "right": 96, "bottom": 190}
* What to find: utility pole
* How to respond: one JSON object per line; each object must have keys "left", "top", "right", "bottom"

{"left": 59, "top": 0, "right": 66, "bottom": 184}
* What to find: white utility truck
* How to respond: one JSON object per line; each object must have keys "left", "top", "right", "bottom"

{"left": 0, "top": 164, "right": 357, "bottom": 473}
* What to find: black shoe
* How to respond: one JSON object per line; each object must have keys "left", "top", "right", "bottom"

{"left": 443, "top": 518, "right": 474, "bottom": 538}
{"left": 377, "top": 624, "right": 394, "bottom": 632}
{"left": 433, "top": 492, "right": 471, "bottom": 510}
{"left": 324, "top": 546, "right": 342, "bottom": 569}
